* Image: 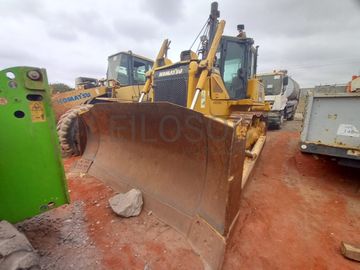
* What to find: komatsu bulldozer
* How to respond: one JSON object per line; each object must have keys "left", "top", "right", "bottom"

{"left": 76, "top": 2, "right": 269, "bottom": 269}
{"left": 54, "top": 51, "right": 153, "bottom": 156}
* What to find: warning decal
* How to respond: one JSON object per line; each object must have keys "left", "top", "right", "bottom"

{"left": 0, "top": 97, "right": 8, "bottom": 105}
{"left": 337, "top": 124, "right": 360, "bottom": 138}
{"left": 29, "top": 101, "right": 46, "bottom": 122}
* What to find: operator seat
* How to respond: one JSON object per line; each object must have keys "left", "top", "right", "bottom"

{"left": 230, "top": 70, "right": 246, "bottom": 99}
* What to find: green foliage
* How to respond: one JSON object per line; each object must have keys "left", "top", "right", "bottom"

{"left": 50, "top": 83, "right": 72, "bottom": 93}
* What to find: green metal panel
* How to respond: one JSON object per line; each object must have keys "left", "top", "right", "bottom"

{"left": 0, "top": 66, "right": 69, "bottom": 223}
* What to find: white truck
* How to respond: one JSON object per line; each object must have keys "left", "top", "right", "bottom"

{"left": 258, "top": 70, "right": 300, "bottom": 128}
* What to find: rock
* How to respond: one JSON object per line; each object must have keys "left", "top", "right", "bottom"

{"left": 341, "top": 241, "right": 360, "bottom": 262}
{"left": 109, "top": 189, "right": 143, "bottom": 217}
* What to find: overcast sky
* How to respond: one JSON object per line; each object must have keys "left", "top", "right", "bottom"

{"left": 1, "top": 0, "right": 359, "bottom": 88}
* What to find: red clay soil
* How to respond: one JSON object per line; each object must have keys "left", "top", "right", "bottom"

{"left": 67, "top": 176, "right": 203, "bottom": 270}
{"left": 63, "top": 125, "right": 360, "bottom": 269}
{"left": 223, "top": 128, "right": 360, "bottom": 270}
{"left": 35, "top": 123, "right": 359, "bottom": 270}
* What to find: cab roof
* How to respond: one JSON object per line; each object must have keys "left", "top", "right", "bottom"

{"left": 108, "top": 51, "right": 154, "bottom": 63}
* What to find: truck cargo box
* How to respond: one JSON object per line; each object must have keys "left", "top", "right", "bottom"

{"left": 300, "top": 91, "right": 360, "bottom": 167}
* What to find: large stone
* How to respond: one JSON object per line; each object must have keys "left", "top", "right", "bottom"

{"left": 341, "top": 241, "right": 360, "bottom": 262}
{"left": 109, "top": 189, "right": 143, "bottom": 217}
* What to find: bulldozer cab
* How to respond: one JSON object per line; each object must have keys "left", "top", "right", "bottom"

{"left": 107, "top": 52, "right": 153, "bottom": 86}
{"left": 149, "top": 26, "right": 265, "bottom": 117}
{"left": 215, "top": 35, "right": 257, "bottom": 99}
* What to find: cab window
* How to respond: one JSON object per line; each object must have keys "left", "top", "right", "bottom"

{"left": 222, "top": 41, "right": 246, "bottom": 99}
{"left": 107, "top": 54, "right": 130, "bottom": 85}
{"left": 133, "top": 58, "right": 151, "bottom": 84}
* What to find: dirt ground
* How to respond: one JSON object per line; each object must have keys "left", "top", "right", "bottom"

{"left": 19, "top": 120, "right": 359, "bottom": 270}
{"left": 223, "top": 121, "right": 360, "bottom": 269}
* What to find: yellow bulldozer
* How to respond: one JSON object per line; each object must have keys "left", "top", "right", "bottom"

{"left": 53, "top": 51, "right": 153, "bottom": 156}
{"left": 75, "top": 2, "right": 269, "bottom": 269}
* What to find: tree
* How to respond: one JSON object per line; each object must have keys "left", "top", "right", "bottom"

{"left": 49, "top": 83, "right": 72, "bottom": 93}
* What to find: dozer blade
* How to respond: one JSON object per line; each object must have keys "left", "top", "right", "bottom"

{"left": 75, "top": 102, "right": 262, "bottom": 269}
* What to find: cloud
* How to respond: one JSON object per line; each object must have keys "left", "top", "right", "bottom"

{"left": 0, "top": 50, "right": 36, "bottom": 61}
{"left": 47, "top": 25, "right": 78, "bottom": 41}
{"left": 219, "top": 0, "right": 360, "bottom": 86}
{"left": 0, "top": 0, "right": 43, "bottom": 18}
{"left": 43, "top": 10, "right": 114, "bottom": 42}
{"left": 113, "top": 16, "right": 160, "bottom": 41}
{"left": 142, "top": 0, "right": 185, "bottom": 23}
{"left": 0, "top": 0, "right": 359, "bottom": 87}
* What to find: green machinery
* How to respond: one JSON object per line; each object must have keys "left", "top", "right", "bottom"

{"left": 0, "top": 66, "right": 69, "bottom": 223}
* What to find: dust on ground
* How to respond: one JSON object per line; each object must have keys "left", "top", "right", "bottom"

{"left": 18, "top": 158, "right": 203, "bottom": 270}
{"left": 223, "top": 121, "right": 360, "bottom": 270}
{"left": 17, "top": 201, "right": 102, "bottom": 270}
{"left": 17, "top": 120, "right": 359, "bottom": 270}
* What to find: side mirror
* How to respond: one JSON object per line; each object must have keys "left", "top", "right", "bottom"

{"left": 283, "top": 76, "right": 289, "bottom": 86}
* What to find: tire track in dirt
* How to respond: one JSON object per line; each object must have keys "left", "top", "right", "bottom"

{"left": 223, "top": 129, "right": 359, "bottom": 270}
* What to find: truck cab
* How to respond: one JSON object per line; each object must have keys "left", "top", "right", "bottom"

{"left": 258, "top": 70, "right": 299, "bottom": 128}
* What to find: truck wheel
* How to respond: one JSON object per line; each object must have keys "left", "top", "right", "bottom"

{"left": 274, "top": 111, "right": 284, "bottom": 129}
{"left": 57, "top": 105, "right": 93, "bottom": 157}
{"left": 286, "top": 106, "right": 295, "bottom": 121}
{"left": 273, "top": 122, "right": 281, "bottom": 129}
{"left": 0, "top": 220, "right": 40, "bottom": 270}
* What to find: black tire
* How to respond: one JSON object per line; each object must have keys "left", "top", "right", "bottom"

{"left": 273, "top": 122, "right": 281, "bottom": 130}
{"left": 285, "top": 105, "right": 295, "bottom": 121}
{"left": 273, "top": 111, "right": 284, "bottom": 130}
{"left": 0, "top": 220, "right": 40, "bottom": 270}
{"left": 57, "top": 105, "right": 92, "bottom": 157}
